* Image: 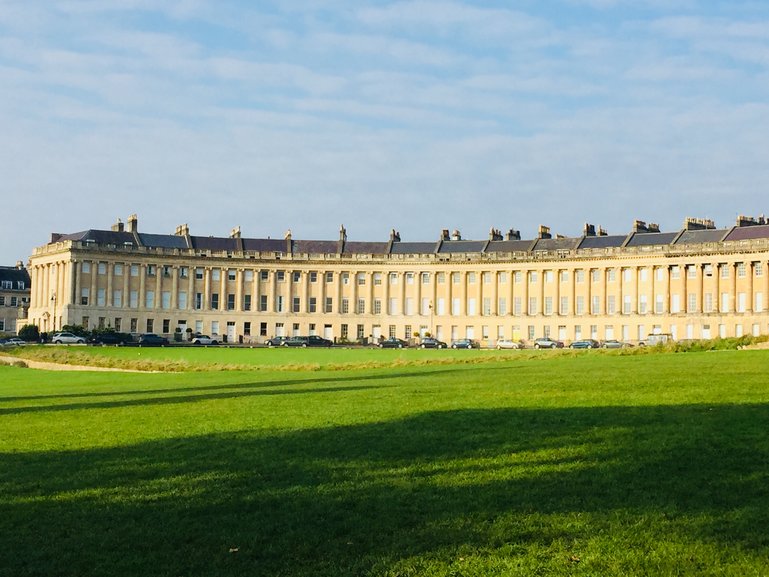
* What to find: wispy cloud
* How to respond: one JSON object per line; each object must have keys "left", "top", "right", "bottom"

{"left": 1, "top": 1, "right": 769, "bottom": 262}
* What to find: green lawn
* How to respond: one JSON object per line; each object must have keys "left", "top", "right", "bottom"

{"left": 2, "top": 350, "right": 769, "bottom": 576}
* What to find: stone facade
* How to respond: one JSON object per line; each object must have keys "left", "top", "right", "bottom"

{"left": 0, "top": 262, "right": 31, "bottom": 335}
{"left": 26, "top": 214, "right": 769, "bottom": 345}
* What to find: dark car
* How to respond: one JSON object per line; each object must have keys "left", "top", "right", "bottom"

{"left": 284, "top": 335, "right": 333, "bottom": 348}
{"left": 419, "top": 337, "right": 447, "bottom": 349}
{"left": 569, "top": 339, "right": 599, "bottom": 349}
{"left": 90, "top": 332, "right": 132, "bottom": 345}
{"left": 265, "top": 336, "right": 290, "bottom": 347}
{"left": 451, "top": 338, "right": 480, "bottom": 349}
{"left": 138, "top": 333, "right": 169, "bottom": 347}
{"left": 533, "top": 337, "right": 564, "bottom": 349}
{"left": 379, "top": 337, "right": 408, "bottom": 349}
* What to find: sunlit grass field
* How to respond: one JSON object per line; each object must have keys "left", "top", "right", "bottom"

{"left": 2, "top": 348, "right": 769, "bottom": 576}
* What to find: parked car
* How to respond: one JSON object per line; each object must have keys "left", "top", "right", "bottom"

{"left": 601, "top": 339, "right": 632, "bottom": 349}
{"left": 191, "top": 334, "right": 219, "bottom": 345}
{"left": 284, "top": 335, "right": 333, "bottom": 348}
{"left": 4, "top": 337, "right": 25, "bottom": 346}
{"left": 379, "top": 337, "right": 408, "bottom": 349}
{"left": 533, "top": 337, "right": 563, "bottom": 349}
{"left": 138, "top": 333, "right": 169, "bottom": 347}
{"left": 89, "top": 332, "right": 132, "bottom": 345}
{"left": 419, "top": 337, "right": 447, "bottom": 349}
{"left": 451, "top": 338, "right": 480, "bottom": 349}
{"left": 639, "top": 334, "right": 673, "bottom": 347}
{"left": 51, "top": 332, "right": 86, "bottom": 345}
{"left": 569, "top": 339, "right": 600, "bottom": 349}
{"left": 265, "top": 336, "right": 290, "bottom": 347}
{"left": 496, "top": 338, "right": 524, "bottom": 350}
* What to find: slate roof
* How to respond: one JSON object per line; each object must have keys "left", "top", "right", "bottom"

{"left": 437, "top": 240, "right": 487, "bottom": 254}
{"left": 723, "top": 224, "right": 769, "bottom": 242}
{"left": 0, "top": 266, "right": 30, "bottom": 287}
{"left": 190, "top": 236, "right": 241, "bottom": 252}
{"left": 44, "top": 221, "right": 769, "bottom": 258}
{"left": 242, "top": 238, "right": 287, "bottom": 252}
{"left": 577, "top": 235, "right": 627, "bottom": 249}
{"left": 674, "top": 229, "right": 729, "bottom": 245}
{"left": 139, "top": 233, "right": 188, "bottom": 249}
{"left": 485, "top": 239, "right": 536, "bottom": 253}
{"left": 532, "top": 237, "right": 581, "bottom": 252}
{"left": 624, "top": 232, "right": 679, "bottom": 247}
{"left": 56, "top": 229, "right": 138, "bottom": 246}
{"left": 291, "top": 240, "right": 338, "bottom": 254}
{"left": 390, "top": 242, "right": 438, "bottom": 254}
{"left": 342, "top": 241, "right": 390, "bottom": 255}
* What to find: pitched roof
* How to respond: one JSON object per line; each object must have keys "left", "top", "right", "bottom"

{"left": 437, "top": 240, "right": 487, "bottom": 254}
{"left": 577, "top": 235, "right": 627, "bottom": 249}
{"left": 674, "top": 229, "right": 729, "bottom": 245}
{"left": 624, "top": 232, "right": 678, "bottom": 247}
{"left": 723, "top": 224, "right": 769, "bottom": 242}
{"left": 0, "top": 266, "right": 30, "bottom": 286}
{"left": 139, "top": 233, "right": 188, "bottom": 249}
{"left": 532, "top": 237, "right": 581, "bottom": 252}
{"left": 342, "top": 241, "right": 390, "bottom": 255}
{"left": 390, "top": 242, "right": 438, "bottom": 254}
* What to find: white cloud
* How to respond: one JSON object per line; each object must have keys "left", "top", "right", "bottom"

{"left": 2, "top": 1, "right": 769, "bottom": 262}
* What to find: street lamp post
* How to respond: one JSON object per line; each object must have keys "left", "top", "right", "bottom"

{"left": 50, "top": 292, "right": 57, "bottom": 332}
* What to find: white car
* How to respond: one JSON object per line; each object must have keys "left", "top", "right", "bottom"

{"left": 496, "top": 339, "right": 524, "bottom": 350}
{"left": 191, "top": 334, "right": 219, "bottom": 345}
{"left": 6, "top": 338, "right": 25, "bottom": 346}
{"left": 51, "top": 332, "right": 86, "bottom": 344}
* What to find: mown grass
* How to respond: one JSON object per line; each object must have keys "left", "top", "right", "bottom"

{"left": 1, "top": 350, "right": 769, "bottom": 576}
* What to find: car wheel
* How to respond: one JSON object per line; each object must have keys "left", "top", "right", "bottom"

{"left": 211, "top": 341, "right": 218, "bottom": 345}
{"left": 398, "top": 344, "right": 403, "bottom": 348}
{"left": 302, "top": 343, "right": 307, "bottom": 348}
{"left": 534, "top": 343, "right": 540, "bottom": 349}
{"left": 421, "top": 344, "right": 426, "bottom": 349}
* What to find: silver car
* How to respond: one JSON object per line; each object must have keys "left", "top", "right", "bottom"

{"left": 51, "top": 332, "right": 86, "bottom": 344}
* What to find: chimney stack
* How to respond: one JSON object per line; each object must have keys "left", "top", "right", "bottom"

{"left": 389, "top": 229, "right": 401, "bottom": 242}
{"left": 440, "top": 229, "right": 450, "bottom": 241}
{"left": 111, "top": 218, "right": 124, "bottom": 232}
{"left": 230, "top": 226, "right": 242, "bottom": 239}
{"left": 684, "top": 217, "right": 716, "bottom": 231}
{"left": 506, "top": 229, "right": 521, "bottom": 241}
{"left": 489, "top": 227, "right": 503, "bottom": 241}
{"left": 451, "top": 229, "right": 461, "bottom": 241}
{"left": 538, "top": 225, "right": 551, "bottom": 240}
{"left": 583, "top": 223, "right": 596, "bottom": 237}
{"left": 127, "top": 214, "right": 138, "bottom": 233}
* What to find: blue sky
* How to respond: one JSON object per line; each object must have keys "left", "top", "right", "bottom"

{"left": 2, "top": 1, "right": 769, "bottom": 263}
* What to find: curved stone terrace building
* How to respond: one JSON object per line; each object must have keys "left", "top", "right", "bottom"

{"left": 26, "top": 213, "right": 769, "bottom": 345}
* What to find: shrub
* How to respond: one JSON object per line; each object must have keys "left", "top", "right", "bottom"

{"left": 17, "top": 324, "right": 40, "bottom": 342}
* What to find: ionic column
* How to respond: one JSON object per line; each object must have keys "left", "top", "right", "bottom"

{"left": 73, "top": 261, "right": 82, "bottom": 308}
{"left": 202, "top": 268, "right": 210, "bottom": 311}
{"left": 123, "top": 264, "right": 130, "bottom": 309}
{"left": 106, "top": 262, "right": 114, "bottom": 307}
{"left": 171, "top": 266, "right": 179, "bottom": 309}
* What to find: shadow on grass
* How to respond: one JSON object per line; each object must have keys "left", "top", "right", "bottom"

{"left": 0, "top": 365, "right": 479, "bottom": 405}
{"left": 2, "top": 405, "right": 768, "bottom": 576}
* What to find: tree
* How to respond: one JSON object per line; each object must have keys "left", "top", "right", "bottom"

{"left": 17, "top": 324, "right": 40, "bottom": 342}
